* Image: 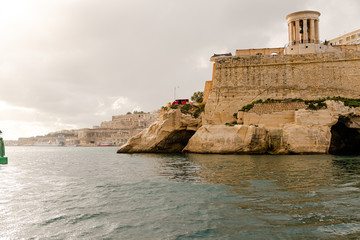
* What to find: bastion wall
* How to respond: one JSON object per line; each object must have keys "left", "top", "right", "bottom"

{"left": 204, "top": 51, "right": 360, "bottom": 124}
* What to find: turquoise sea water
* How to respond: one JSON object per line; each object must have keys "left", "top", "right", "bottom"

{"left": 1, "top": 147, "right": 360, "bottom": 239}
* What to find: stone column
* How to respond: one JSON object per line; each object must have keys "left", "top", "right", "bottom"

{"left": 291, "top": 22, "right": 296, "bottom": 44}
{"left": 303, "top": 19, "right": 308, "bottom": 43}
{"left": 310, "top": 19, "right": 315, "bottom": 43}
{"left": 295, "top": 20, "right": 300, "bottom": 43}
{"left": 315, "top": 20, "right": 319, "bottom": 42}
{"left": 288, "top": 22, "right": 292, "bottom": 43}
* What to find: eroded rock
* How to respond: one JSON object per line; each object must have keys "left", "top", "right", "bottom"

{"left": 184, "top": 101, "right": 360, "bottom": 154}
{"left": 118, "top": 101, "right": 360, "bottom": 154}
{"left": 117, "top": 109, "right": 201, "bottom": 153}
{"left": 183, "top": 125, "right": 267, "bottom": 154}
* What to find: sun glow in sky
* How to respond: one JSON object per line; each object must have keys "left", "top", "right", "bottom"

{"left": 1, "top": 0, "right": 360, "bottom": 140}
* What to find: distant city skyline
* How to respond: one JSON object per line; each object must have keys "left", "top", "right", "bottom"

{"left": 1, "top": 0, "right": 360, "bottom": 140}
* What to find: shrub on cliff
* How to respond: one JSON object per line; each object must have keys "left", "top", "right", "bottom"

{"left": 169, "top": 103, "right": 205, "bottom": 118}
{"left": 239, "top": 97, "right": 360, "bottom": 112}
{"left": 193, "top": 104, "right": 205, "bottom": 118}
{"left": 326, "top": 96, "right": 360, "bottom": 108}
{"left": 181, "top": 104, "right": 191, "bottom": 113}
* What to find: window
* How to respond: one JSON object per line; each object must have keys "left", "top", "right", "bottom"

{"left": 339, "top": 40, "right": 343, "bottom": 44}
{"left": 352, "top": 35, "right": 356, "bottom": 39}
{"left": 346, "top": 37, "right": 350, "bottom": 41}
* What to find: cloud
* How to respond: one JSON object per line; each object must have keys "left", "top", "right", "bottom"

{"left": 0, "top": 0, "right": 359, "bottom": 139}
{"left": 112, "top": 97, "right": 130, "bottom": 110}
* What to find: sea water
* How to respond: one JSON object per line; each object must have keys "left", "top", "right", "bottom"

{"left": 1, "top": 146, "right": 360, "bottom": 239}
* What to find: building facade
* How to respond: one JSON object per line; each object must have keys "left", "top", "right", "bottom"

{"left": 17, "top": 112, "right": 158, "bottom": 146}
{"left": 78, "top": 112, "right": 157, "bottom": 146}
{"left": 329, "top": 29, "right": 360, "bottom": 46}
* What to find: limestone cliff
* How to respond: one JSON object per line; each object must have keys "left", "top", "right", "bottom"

{"left": 118, "top": 101, "right": 360, "bottom": 154}
{"left": 183, "top": 101, "right": 360, "bottom": 154}
{"left": 117, "top": 101, "right": 360, "bottom": 154}
{"left": 117, "top": 109, "right": 201, "bottom": 153}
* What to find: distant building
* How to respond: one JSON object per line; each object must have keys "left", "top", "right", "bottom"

{"left": 17, "top": 129, "right": 78, "bottom": 146}
{"left": 328, "top": 29, "right": 360, "bottom": 46}
{"left": 77, "top": 112, "right": 157, "bottom": 146}
{"left": 17, "top": 112, "right": 158, "bottom": 147}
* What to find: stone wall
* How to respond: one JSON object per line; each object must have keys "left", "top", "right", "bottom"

{"left": 203, "top": 80, "right": 213, "bottom": 103}
{"left": 78, "top": 128, "right": 118, "bottom": 145}
{"left": 248, "top": 102, "right": 308, "bottom": 114}
{"left": 204, "top": 51, "right": 360, "bottom": 124}
{"left": 101, "top": 113, "right": 155, "bottom": 129}
{"left": 236, "top": 47, "right": 284, "bottom": 56}
{"left": 333, "top": 44, "right": 360, "bottom": 52}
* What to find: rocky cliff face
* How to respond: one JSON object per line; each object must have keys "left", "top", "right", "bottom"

{"left": 117, "top": 109, "right": 201, "bottom": 153}
{"left": 184, "top": 101, "right": 360, "bottom": 154}
{"left": 117, "top": 101, "right": 360, "bottom": 154}
{"left": 118, "top": 101, "right": 360, "bottom": 154}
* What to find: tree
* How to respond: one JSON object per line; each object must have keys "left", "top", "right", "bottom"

{"left": 191, "top": 91, "right": 203, "bottom": 103}
{"left": 133, "top": 110, "right": 144, "bottom": 114}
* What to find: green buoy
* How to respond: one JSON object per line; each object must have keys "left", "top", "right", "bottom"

{"left": 0, "top": 130, "right": 8, "bottom": 164}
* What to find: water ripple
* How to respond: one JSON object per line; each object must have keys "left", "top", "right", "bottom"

{"left": 1, "top": 147, "right": 360, "bottom": 239}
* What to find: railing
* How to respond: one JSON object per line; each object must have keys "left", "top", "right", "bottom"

{"left": 288, "top": 40, "right": 321, "bottom": 46}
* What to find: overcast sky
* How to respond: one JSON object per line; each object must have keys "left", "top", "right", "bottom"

{"left": 1, "top": 0, "right": 359, "bottom": 140}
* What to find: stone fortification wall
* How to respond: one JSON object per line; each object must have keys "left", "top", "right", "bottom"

{"left": 205, "top": 51, "right": 360, "bottom": 124}
{"left": 333, "top": 44, "right": 360, "bottom": 52}
{"left": 101, "top": 113, "right": 155, "bottom": 129}
{"left": 101, "top": 120, "right": 133, "bottom": 129}
{"left": 202, "top": 81, "right": 213, "bottom": 103}
{"left": 236, "top": 47, "right": 284, "bottom": 56}
{"left": 248, "top": 102, "right": 308, "bottom": 114}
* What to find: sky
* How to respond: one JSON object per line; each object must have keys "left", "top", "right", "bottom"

{"left": 1, "top": 0, "right": 360, "bottom": 140}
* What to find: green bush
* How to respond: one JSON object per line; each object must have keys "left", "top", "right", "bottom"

{"left": 193, "top": 104, "right": 206, "bottom": 118}
{"left": 230, "top": 96, "right": 360, "bottom": 114}
{"left": 326, "top": 96, "right": 360, "bottom": 108}
{"left": 181, "top": 104, "right": 191, "bottom": 113}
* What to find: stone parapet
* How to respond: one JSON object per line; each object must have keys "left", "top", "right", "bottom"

{"left": 236, "top": 47, "right": 284, "bottom": 56}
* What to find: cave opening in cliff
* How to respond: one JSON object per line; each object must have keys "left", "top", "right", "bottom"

{"left": 329, "top": 119, "right": 360, "bottom": 155}
{"left": 154, "top": 130, "right": 196, "bottom": 153}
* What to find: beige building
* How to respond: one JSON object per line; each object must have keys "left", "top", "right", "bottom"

{"left": 101, "top": 113, "right": 155, "bottom": 129}
{"left": 17, "top": 112, "right": 157, "bottom": 146}
{"left": 111, "top": 129, "right": 143, "bottom": 146}
{"left": 78, "top": 112, "right": 157, "bottom": 146}
{"left": 329, "top": 29, "right": 360, "bottom": 46}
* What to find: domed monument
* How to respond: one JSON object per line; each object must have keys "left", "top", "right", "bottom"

{"left": 285, "top": 10, "right": 333, "bottom": 54}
